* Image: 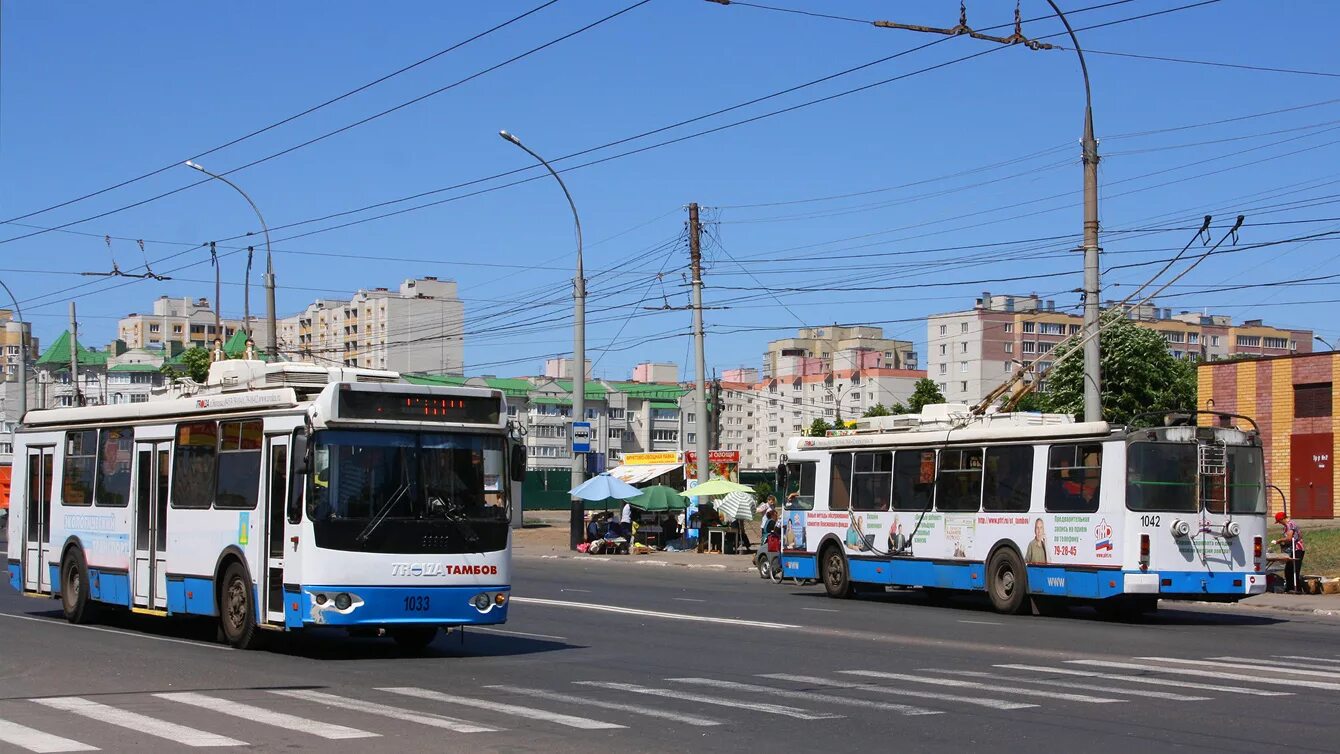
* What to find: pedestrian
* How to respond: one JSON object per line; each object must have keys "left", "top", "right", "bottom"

{"left": 1274, "top": 511, "right": 1306, "bottom": 593}
{"left": 620, "top": 500, "right": 633, "bottom": 540}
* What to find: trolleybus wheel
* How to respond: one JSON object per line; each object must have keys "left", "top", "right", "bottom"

{"left": 986, "top": 548, "right": 1029, "bottom": 615}
{"left": 219, "top": 562, "right": 260, "bottom": 649}
{"left": 821, "top": 546, "right": 854, "bottom": 599}
{"left": 390, "top": 626, "right": 439, "bottom": 653}
{"left": 61, "top": 549, "right": 99, "bottom": 625}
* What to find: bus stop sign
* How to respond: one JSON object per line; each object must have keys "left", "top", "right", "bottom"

{"left": 572, "top": 421, "right": 592, "bottom": 454}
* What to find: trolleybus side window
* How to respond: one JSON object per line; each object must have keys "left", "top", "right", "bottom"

{"left": 1126, "top": 442, "right": 1196, "bottom": 513}
{"left": 63, "top": 430, "right": 97, "bottom": 506}
{"left": 892, "top": 449, "right": 935, "bottom": 511}
{"left": 982, "top": 445, "right": 1034, "bottom": 513}
{"left": 1045, "top": 444, "right": 1103, "bottom": 513}
{"left": 782, "top": 461, "right": 815, "bottom": 510}
{"left": 95, "top": 427, "right": 133, "bottom": 507}
{"left": 851, "top": 451, "right": 892, "bottom": 511}
{"left": 1225, "top": 446, "right": 1265, "bottom": 514}
{"left": 172, "top": 421, "right": 217, "bottom": 509}
{"left": 829, "top": 452, "right": 853, "bottom": 511}
{"left": 26, "top": 450, "right": 53, "bottom": 541}
{"left": 215, "top": 419, "right": 263, "bottom": 510}
{"left": 936, "top": 448, "right": 984, "bottom": 512}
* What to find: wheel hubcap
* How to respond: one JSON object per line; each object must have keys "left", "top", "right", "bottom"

{"left": 226, "top": 580, "right": 246, "bottom": 631}
{"left": 998, "top": 567, "right": 1015, "bottom": 598}
{"left": 826, "top": 555, "right": 842, "bottom": 588}
{"left": 68, "top": 569, "right": 80, "bottom": 602}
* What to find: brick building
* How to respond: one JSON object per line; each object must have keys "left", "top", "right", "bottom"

{"left": 1198, "top": 352, "right": 1339, "bottom": 519}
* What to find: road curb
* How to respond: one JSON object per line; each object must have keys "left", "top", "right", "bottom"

{"left": 520, "top": 552, "right": 752, "bottom": 572}
{"left": 1187, "top": 599, "right": 1340, "bottom": 618}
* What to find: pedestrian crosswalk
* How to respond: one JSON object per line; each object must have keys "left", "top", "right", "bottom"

{"left": 2, "top": 652, "right": 1338, "bottom": 751}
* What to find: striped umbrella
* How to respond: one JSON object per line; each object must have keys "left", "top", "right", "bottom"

{"left": 713, "top": 490, "right": 757, "bottom": 521}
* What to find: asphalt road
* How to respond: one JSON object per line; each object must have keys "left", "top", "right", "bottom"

{"left": 2, "top": 552, "right": 1339, "bottom": 753}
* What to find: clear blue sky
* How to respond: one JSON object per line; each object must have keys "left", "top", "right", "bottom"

{"left": 3, "top": 0, "right": 1339, "bottom": 379}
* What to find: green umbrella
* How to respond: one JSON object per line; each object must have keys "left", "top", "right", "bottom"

{"left": 628, "top": 485, "right": 688, "bottom": 512}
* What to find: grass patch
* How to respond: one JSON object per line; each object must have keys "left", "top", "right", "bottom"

{"left": 1300, "top": 527, "right": 1340, "bottom": 578}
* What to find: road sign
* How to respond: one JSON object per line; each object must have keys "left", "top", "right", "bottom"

{"left": 572, "top": 421, "right": 592, "bottom": 454}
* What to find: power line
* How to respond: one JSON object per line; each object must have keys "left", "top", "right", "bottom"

{"left": 1074, "top": 46, "right": 1340, "bottom": 79}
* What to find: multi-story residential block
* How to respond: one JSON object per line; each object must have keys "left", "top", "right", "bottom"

{"left": 0, "top": 310, "right": 37, "bottom": 383}
{"left": 118, "top": 296, "right": 255, "bottom": 351}
{"left": 926, "top": 292, "right": 1313, "bottom": 406}
{"left": 761, "top": 325, "right": 917, "bottom": 379}
{"left": 282, "top": 277, "right": 464, "bottom": 375}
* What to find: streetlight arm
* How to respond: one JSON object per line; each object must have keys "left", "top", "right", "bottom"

{"left": 1041, "top": 0, "right": 1092, "bottom": 113}
{"left": 496, "top": 133, "right": 583, "bottom": 278}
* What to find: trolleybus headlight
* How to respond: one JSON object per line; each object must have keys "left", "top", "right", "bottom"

{"left": 1170, "top": 519, "right": 1191, "bottom": 538}
{"left": 1223, "top": 521, "right": 1240, "bottom": 539}
{"left": 334, "top": 593, "right": 352, "bottom": 610}
{"left": 494, "top": 592, "right": 508, "bottom": 607}
{"left": 472, "top": 593, "right": 491, "bottom": 611}
{"left": 315, "top": 593, "right": 329, "bottom": 606}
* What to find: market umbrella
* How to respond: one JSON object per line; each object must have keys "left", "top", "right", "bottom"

{"left": 683, "top": 478, "right": 753, "bottom": 498}
{"left": 569, "top": 472, "right": 642, "bottom": 502}
{"left": 628, "top": 485, "right": 688, "bottom": 512}
{"left": 713, "top": 490, "right": 756, "bottom": 521}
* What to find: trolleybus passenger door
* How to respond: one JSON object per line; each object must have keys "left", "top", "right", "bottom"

{"left": 132, "top": 441, "right": 171, "bottom": 609}
{"left": 22, "top": 447, "right": 54, "bottom": 593}
{"left": 263, "top": 435, "right": 290, "bottom": 625}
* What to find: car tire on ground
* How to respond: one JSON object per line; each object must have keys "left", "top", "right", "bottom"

{"left": 821, "top": 545, "right": 854, "bottom": 599}
{"left": 218, "top": 562, "right": 261, "bottom": 649}
{"left": 61, "top": 549, "right": 99, "bottom": 625}
{"left": 986, "top": 548, "right": 1029, "bottom": 615}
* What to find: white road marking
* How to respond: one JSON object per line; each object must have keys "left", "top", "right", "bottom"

{"left": 1067, "top": 660, "right": 1340, "bottom": 692}
{"left": 560, "top": 589, "right": 592, "bottom": 593}
{"left": 486, "top": 685, "right": 722, "bottom": 726}
{"left": 997, "top": 664, "right": 1290, "bottom": 696}
{"left": 0, "top": 612, "right": 230, "bottom": 651}
{"left": 939, "top": 670, "right": 1211, "bottom": 701}
{"left": 510, "top": 596, "right": 801, "bottom": 629}
{"left": 268, "top": 690, "right": 496, "bottom": 733}
{"left": 672, "top": 598, "right": 706, "bottom": 603}
{"left": 841, "top": 670, "right": 1125, "bottom": 704}
{"left": 31, "top": 697, "right": 244, "bottom": 747}
{"left": 958, "top": 620, "right": 1002, "bottom": 626}
{"left": 574, "top": 681, "right": 841, "bottom": 720}
{"left": 378, "top": 687, "right": 623, "bottom": 730}
{"left": 670, "top": 677, "right": 940, "bottom": 716}
{"left": 1146, "top": 657, "right": 1340, "bottom": 682}
{"left": 0, "top": 718, "right": 98, "bottom": 753}
{"left": 1200, "top": 657, "right": 1340, "bottom": 679}
{"left": 761, "top": 673, "right": 1036, "bottom": 711}
{"left": 470, "top": 626, "right": 568, "bottom": 641}
{"left": 1273, "top": 655, "right": 1340, "bottom": 666}
{"left": 802, "top": 607, "right": 839, "bottom": 613}
{"left": 156, "top": 692, "right": 377, "bottom": 740}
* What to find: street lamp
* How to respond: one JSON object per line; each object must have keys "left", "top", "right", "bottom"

{"left": 499, "top": 130, "right": 587, "bottom": 550}
{"left": 184, "top": 161, "right": 276, "bottom": 359}
{"left": 825, "top": 379, "right": 859, "bottom": 426}
{"left": 1316, "top": 335, "right": 1335, "bottom": 351}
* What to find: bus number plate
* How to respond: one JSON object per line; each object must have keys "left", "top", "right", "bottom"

{"left": 404, "top": 595, "right": 430, "bottom": 612}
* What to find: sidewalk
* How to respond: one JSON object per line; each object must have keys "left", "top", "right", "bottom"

{"left": 1230, "top": 591, "right": 1340, "bottom": 617}
{"left": 515, "top": 511, "right": 757, "bottom": 572}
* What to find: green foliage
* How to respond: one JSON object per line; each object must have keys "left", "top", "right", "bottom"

{"left": 1043, "top": 314, "right": 1197, "bottom": 425}
{"left": 862, "top": 403, "right": 891, "bottom": 418}
{"left": 1011, "top": 391, "right": 1048, "bottom": 413}
{"left": 807, "top": 418, "right": 833, "bottom": 437}
{"left": 907, "top": 378, "right": 945, "bottom": 413}
{"left": 752, "top": 481, "right": 774, "bottom": 505}
{"left": 162, "top": 347, "right": 212, "bottom": 384}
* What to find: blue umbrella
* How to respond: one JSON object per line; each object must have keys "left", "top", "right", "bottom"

{"left": 569, "top": 472, "right": 642, "bottom": 502}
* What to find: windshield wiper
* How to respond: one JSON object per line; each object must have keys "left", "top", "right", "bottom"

{"left": 355, "top": 481, "right": 412, "bottom": 546}
{"left": 428, "top": 495, "right": 482, "bottom": 550}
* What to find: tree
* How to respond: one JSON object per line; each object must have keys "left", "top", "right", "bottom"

{"left": 862, "top": 403, "right": 891, "bottom": 418}
{"left": 906, "top": 378, "right": 945, "bottom": 413}
{"left": 161, "top": 347, "right": 212, "bottom": 384}
{"left": 1010, "top": 391, "right": 1048, "bottom": 413}
{"left": 752, "top": 480, "right": 774, "bottom": 505}
{"left": 807, "top": 418, "right": 832, "bottom": 437}
{"left": 1042, "top": 314, "right": 1197, "bottom": 425}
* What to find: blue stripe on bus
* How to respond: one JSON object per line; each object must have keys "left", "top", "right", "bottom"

{"left": 88, "top": 569, "right": 131, "bottom": 607}
{"left": 165, "top": 577, "right": 218, "bottom": 616}
{"left": 781, "top": 554, "right": 818, "bottom": 580}
{"left": 296, "top": 584, "right": 511, "bottom": 627}
{"left": 1152, "top": 569, "right": 1255, "bottom": 596}
{"left": 49, "top": 563, "right": 60, "bottom": 594}
{"left": 7, "top": 560, "right": 20, "bottom": 593}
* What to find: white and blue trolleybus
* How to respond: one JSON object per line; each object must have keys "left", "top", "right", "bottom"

{"left": 776, "top": 404, "right": 1267, "bottom": 617}
{"left": 5, "top": 360, "right": 524, "bottom": 649}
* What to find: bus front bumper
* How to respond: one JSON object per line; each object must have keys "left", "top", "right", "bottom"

{"left": 290, "top": 584, "right": 510, "bottom": 628}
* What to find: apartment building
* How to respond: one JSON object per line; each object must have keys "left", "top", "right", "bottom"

{"left": 118, "top": 296, "right": 255, "bottom": 351}
{"left": 282, "top": 277, "right": 464, "bottom": 375}
{"left": 0, "top": 310, "right": 36, "bottom": 383}
{"left": 926, "top": 292, "right": 1313, "bottom": 406}
{"left": 761, "top": 325, "right": 917, "bottom": 379}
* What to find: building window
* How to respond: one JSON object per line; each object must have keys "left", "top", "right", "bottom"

{"left": 1003, "top": 343, "right": 1013, "bottom": 354}
{"left": 939, "top": 324, "right": 947, "bottom": 335}
{"left": 1003, "top": 323, "right": 1014, "bottom": 333}
{"left": 1263, "top": 337, "right": 1288, "bottom": 349}
{"left": 959, "top": 361, "right": 968, "bottom": 373}
{"left": 686, "top": 413, "right": 696, "bottom": 424}
{"left": 608, "top": 428, "right": 622, "bottom": 439}
{"left": 686, "top": 433, "right": 696, "bottom": 444}
{"left": 1187, "top": 333, "right": 1199, "bottom": 345}
{"left": 960, "top": 322, "right": 968, "bottom": 333}
{"left": 939, "top": 344, "right": 947, "bottom": 356}
{"left": 959, "top": 342, "right": 968, "bottom": 353}
{"left": 1236, "top": 335, "right": 1261, "bottom": 348}
{"left": 608, "top": 408, "right": 625, "bottom": 419}
{"left": 1039, "top": 323, "right": 1065, "bottom": 335}
{"left": 1068, "top": 324, "right": 1080, "bottom": 334}
{"left": 652, "top": 429, "right": 678, "bottom": 442}
{"left": 1295, "top": 383, "right": 1333, "bottom": 418}
{"left": 960, "top": 381, "right": 968, "bottom": 392}
{"left": 1022, "top": 342, "right": 1036, "bottom": 354}
{"left": 1022, "top": 322, "right": 1036, "bottom": 333}
{"left": 937, "top": 382, "right": 947, "bottom": 393}
{"left": 1210, "top": 335, "right": 1220, "bottom": 347}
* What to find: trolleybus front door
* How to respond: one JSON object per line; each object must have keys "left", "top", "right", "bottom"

{"left": 263, "top": 434, "right": 290, "bottom": 625}
{"left": 132, "top": 441, "right": 171, "bottom": 609}
{"left": 22, "top": 447, "right": 54, "bottom": 593}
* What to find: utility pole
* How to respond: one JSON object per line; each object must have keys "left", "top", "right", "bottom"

{"left": 710, "top": 370, "right": 722, "bottom": 452}
{"left": 69, "top": 301, "right": 82, "bottom": 407}
{"left": 244, "top": 246, "right": 254, "bottom": 343}
{"left": 689, "top": 203, "right": 710, "bottom": 488}
{"left": 211, "top": 241, "right": 221, "bottom": 343}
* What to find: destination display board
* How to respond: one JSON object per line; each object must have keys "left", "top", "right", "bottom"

{"left": 337, "top": 391, "right": 500, "bottom": 424}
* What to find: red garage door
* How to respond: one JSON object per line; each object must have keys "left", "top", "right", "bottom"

{"left": 1291, "top": 433, "right": 1334, "bottom": 519}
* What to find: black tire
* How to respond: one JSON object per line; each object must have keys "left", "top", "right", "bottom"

{"left": 820, "top": 546, "right": 854, "bottom": 599}
{"left": 218, "top": 562, "right": 260, "bottom": 649}
{"left": 61, "top": 549, "right": 99, "bottom": 625}
{"left": 756, "top": 554, "right": 771, "bottom": 580}
{"left": 986, "top": 548, "right": 1029, "bottom": 615}
{"left": 769, "top": 555, "right": 784, "bottom": 584}
{"left": 390, "top": 626, "right": 438, "bottom": 653}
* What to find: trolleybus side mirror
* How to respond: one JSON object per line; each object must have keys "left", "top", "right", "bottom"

{"left": 775, "top": 462, "right": 788, "bottom": 494}
{"left": 511, "top": 444, "right": 527, "bottom": 483}
{"left": 292, "top": 432, "right": 310, "bottom": 474}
